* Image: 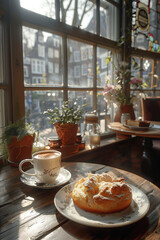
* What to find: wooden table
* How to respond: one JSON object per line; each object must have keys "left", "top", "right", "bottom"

{"left": 108, "top": 122, "right": 160, "bottom": 139}
{"left": 108, "top": 122, "right": 160, "bottom": 181}
{"left": 0, "top": 162, "right": 160, "bottom": 239}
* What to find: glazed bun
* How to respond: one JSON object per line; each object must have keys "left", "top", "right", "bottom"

{"left": 72, "top": 172, "right": 132, "bottom": 213}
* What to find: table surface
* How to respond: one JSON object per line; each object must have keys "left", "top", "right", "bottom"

{"left": 0, "top": 162, "right": 160, "bottom": 240}
{"left": 108, "top": 122, "right": 160, "bottom": 138}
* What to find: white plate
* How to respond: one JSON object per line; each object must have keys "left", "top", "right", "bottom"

{"left": 123, "top": 123, "right": 151, "bottom": 131}
{"left": 54, "top": 182, "right": 150, "bottom": 228}
{"left": 20, "top": 168, "right": 71, "bottom": 189}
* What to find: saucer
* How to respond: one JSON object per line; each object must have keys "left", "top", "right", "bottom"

{"left": 20, "top": 168, "right": 71, "bottom": 189}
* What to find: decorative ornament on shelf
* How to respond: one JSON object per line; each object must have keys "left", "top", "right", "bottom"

{"left": 103, "top": 57, "right": 148, "bottom": 122}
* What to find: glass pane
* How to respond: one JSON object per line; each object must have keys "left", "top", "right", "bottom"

{"left": 150, "top": 1, "right": 157, "bottom": 11}
{"left": 61, "top": 0, "right": 96, "bottom": 34}
{"left": 68, "top": 90, "right": 93, "bottom": 113}
{"left": 100, "top": 0, "right": 119, "bottom": 41}
{"left": 97, "top": 47, "right": 111, "bottom": 87}
{"left": 23, "top": 27, "right": 63, "bottom": 87}
{"left": 132, "top": 2, "right": 160, "bottom": 52}
{"left": 68, "top": 90, "right": 93, "bottom": 133}
{"left": 20, "top": 0, "right": 56, "bottom": 19}
{"left": 68, "top": 39, "right": 93, "bottom": 87}
{"left": 143, "top": 58, "right": 153, "bottom": 87}
{"left": 131, "top": 57, "right": 141, "bottom": 79}
{"left": 25, "top": 90, "right": 63, "bottom": 136}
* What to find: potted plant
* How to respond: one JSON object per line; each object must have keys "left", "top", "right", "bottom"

{"left": 2, "top": 118, "right": 35, "bottom": 167}
{"left": 44, "top": 101, "right": 82, "bottom": 145}
{"left": 103, "top": 57, "right": 148, "bottom": 122}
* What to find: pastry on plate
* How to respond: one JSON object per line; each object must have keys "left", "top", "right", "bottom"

{"left": 72, "top": 172, "right": 132, "bottom": 213}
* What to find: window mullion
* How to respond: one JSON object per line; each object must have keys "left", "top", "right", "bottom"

{"left": 96, "top": 0, "right": 100, "bottom": 36}
{"left": 9, "top": 0, "right": 25, "bottom": 121}
{"left": 55, "top": 0, "right": 60, "bottom": 21}
{"left": 93, "top": 45, "right": 97, "bottom": 111}
{"left": 63, "top": 35, "right": 68, "bottom": 101}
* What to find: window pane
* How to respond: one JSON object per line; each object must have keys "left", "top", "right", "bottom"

{"left": 131, "top": 57, "right": 141, "bottom": 79}
{"left": 23, "top": 27, "right": 63, "bottom": 87}
{"left": 20, "top": 0, "right": 56, "bottom": 19}
{"left": 143, "top": 58, "right": 153, "bottom": 87}
{"left": 68, "top": 90, "right": 93, "bottom": 113}
{"left": 25, "top": 90, "right": 63, "bottom": 134}
{"left": 100, "top": 0, "right": 119, "bottom": 41}
{"left": 68, "top": 90, "right": 93, "bottom": 133}
{"left": 61, "top": 0, "right": 96, "bottom": 34}
{"left": 97, "top": 47, "right": 111, "bottom": 87}
{"left": 132, "top": 2, "right": 160, "bottom": 53}
{"left": 68, "top": 39, "right": 93, "bottom": 87}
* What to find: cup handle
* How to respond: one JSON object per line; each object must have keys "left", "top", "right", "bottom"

{"left": 19, "top": 159, "right": 36, "bottom": 176}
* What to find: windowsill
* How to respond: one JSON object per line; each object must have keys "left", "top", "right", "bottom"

{"left": 62, "top": 133, "right": 137, "bottom": 161}
{"left": 0, "top": 133, "right": 138, "bottom": 167}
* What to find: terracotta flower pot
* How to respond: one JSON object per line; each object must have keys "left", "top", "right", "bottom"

{"left": 54, "top": 123, "right": 78, "bottom": 146}
{"left": 114, "top": 104, "right": 135, "bottom": 122}
{"left": 7, "top": 134, "right": 35, "bottom": 167}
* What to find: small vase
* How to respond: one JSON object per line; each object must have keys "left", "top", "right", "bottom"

{"left": 114, "top": 104, "right": 135, "bottom": 122}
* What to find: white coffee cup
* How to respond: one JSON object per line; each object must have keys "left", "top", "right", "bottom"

{"left": 19, "top": 150, "right": 61, "bottom": 184}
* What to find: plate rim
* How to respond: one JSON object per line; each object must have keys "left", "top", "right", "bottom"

{"left": 20, "top": 167, "right": 71, "bottom": 189}
{"left": 54, "top": 182, "right": 150, "bottom": 228}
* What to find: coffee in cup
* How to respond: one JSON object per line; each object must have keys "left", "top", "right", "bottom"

{"left": 19, "top": 150, "right": 61, "bottom": 184}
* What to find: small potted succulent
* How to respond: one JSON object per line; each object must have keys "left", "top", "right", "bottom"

{"left": 2, "top": 118, "right": 35, "bottom": 167}
{"left": 44, "top": 101, "right": 82, "bottom": 145}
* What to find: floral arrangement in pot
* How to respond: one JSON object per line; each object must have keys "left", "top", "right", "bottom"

{"left": 44, "top": 101, "right": 82, "bottom": 145}
{"left": 103, "top": 57, "right": 147, "bottom": 121}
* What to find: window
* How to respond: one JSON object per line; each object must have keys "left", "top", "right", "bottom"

{"left": 55, "top": 63, "right": 59, "bottom": 74}
{"left": 131, "top": 55, "right": 160, "bottom": 119}
{"left": 100, "top": 0, "right": 119, "bottom": 41}
{"left": 20, "top": 0, "right": 56, "bottom": 19}
{"left": 60, "top": 0, "right": 96, "bottom": 34}
{"left": 48, "top": 48, "right": 53, "bottom": 58}
{"left": 54, "top": 38, "right": 59, "bottom": 47}
{"left": 81, "top": 64, "right": 88, "bottom": 76}
{"left": 31, "top": 59, "right": 45, "bottom": 74}
{"left": 74, "top": 51, "right": 80, "bottom": 62}
{"left": 24, "top": 66, "right": 28, "bottom": 77}
{"left": 3, "top": 0, "right": 160, "bottom": 143}
{"left": 74, "top": 66, "right": 81, "bottom": 78}
{"left": 54, "top": 49, "right": 59, "bottom": 58}
{"left": 81, "top": 48, "right": 88, "bottom": 61}
{"left": 38, "top": 44, "right": 45, "bottom": 57}
{"left": 48, "top": 62, "right": 53, "bottom": 74}
{"left": 132, "top": 1, "right": 160, "bottom": 53}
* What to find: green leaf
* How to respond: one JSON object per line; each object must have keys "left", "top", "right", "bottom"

{"left": 105, "top": 57, "right": 111, "bottom": 65}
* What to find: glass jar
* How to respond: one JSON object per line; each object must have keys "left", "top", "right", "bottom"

{"left": 83, "top": 113, "right": 101, "bottom": 149}
{"left": 121, "top": 113, "right": 131, "bottom": 125}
